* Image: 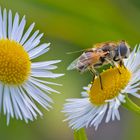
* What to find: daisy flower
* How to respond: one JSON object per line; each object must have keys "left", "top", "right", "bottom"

{"left": 0, "top": 8, "right": 63, "bottom": 124}
{"left": 63, "top": 45, "right": 140, "bottom": 130}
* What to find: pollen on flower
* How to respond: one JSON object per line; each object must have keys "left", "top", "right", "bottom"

{"left": 0, "top": 39, "right": 31, "bottom": 85}
{"left": 89, "top": 66, "right": 131, "bottom": 105}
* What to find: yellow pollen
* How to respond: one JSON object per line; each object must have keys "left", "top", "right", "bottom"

{"left": 0, "top": 39, "right": 31, "bottom": 85}
{"left": 89, "top": 66, "right": 131, "bottom": 105}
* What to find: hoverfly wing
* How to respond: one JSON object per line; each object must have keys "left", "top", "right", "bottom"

{"left": 67, "top": 58, "right": 79, "bottom": 70}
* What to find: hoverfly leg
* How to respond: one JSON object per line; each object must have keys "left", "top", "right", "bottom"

{"left": 99, "top": 74, "right": 103, "bottom": 90}
{"left": 117, "top": 68, "right": 121, "bottom": 74}
{"left": 96, "top": 71, "right": 103, "bottom": 90}
{"left": 89, "top": 66, "right": 96, "bottom": 85}
{"left": 105, "top": 58, "right": 121, "bottom": 74}
{"left": 89, "top": 69, "right": 94, "bottom": 75}
{"left": 112, "top": 61, "right": 121, "bottom": 74}
{"left": 91, "top": 74, "right": 95, "bottom": 83}
{"left": 119, "top": 59, "right": 126, "bottom": 68}
{"left": 93, "top": 69, "right": 103, "bottom": 90}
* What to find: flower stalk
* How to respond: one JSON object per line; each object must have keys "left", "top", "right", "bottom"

{"left": 74, "top": 128, "right": 88, "bottom": 140}
{"left": 122, "top": 95, "right": 140, "bottom": 115}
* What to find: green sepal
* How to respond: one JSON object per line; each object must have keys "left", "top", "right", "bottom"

{"left": 74, "top": 128, "right": 88, "bottom": 140}
{"left": 122, "top": 95, "right": 140, "bottom": 115}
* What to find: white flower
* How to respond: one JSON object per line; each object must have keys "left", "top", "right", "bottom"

{"left": 0, "top": 8, "right": 63, "bottom": 124}
{"left": 63, "top": 45, "right": 140, "bottom": 130}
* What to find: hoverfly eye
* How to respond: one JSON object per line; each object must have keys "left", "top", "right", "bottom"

{"left": 119, "top": 44, "right": 128, "bottom": 57}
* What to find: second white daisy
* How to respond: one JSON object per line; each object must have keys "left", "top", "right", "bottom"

{"left": 63, "top": 45, "right": 140, "bottom": 130}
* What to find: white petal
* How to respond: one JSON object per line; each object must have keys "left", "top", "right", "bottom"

{"left": 3, "top": 85, "right": 14, "bottom": 124}
{"left": 8, "top": 10, "right": 12, "bottom": 38}
{"left": 20, "top": 22, "right": 35, "bottom": 45}
{"left": 26, "top": 33, "right": 43, "bottom": 51}
{"left": 28, "top": 78, "right": 60, "bottom": 93}
{"left": 29, "top": 43, "right": 50, "bottom": 58}
{"left": 2, "top": 8, "right": 7, "bottom": 39}
{"left": 31, "top": 60, "right": 61, "bottom": 68}
{"left": 10, "top": 87, "right": 23, "bottom": 120}
{"left": 31, "top": 69, "right": 64, "bottom": 78}
{"left": 63, "top": 98, "right": 106, "bottom": 130}
{"left": 0, "top": 84, "right": 3, "bottom": 112}
{"left": 23, "top": 30, "right": 39, "bottom": 50}
{"left": 12, "top": 87, "right": 33, "bottom": 122}
{"left": 0, "top": 8, "right": 3, "bottom": 38}
{"left": 15, "top": 16, "right": 26, "bottom": 42}
{"left": 10, "top": 13, "right": 19, "bottom": 40}
{"left": 22, "top": 83, "right": 51, "bottom": 110}
{"left": 81, "top": 92, "right": 88, "bottom": 97}
{"left": 19, "top": 86, "right": 42, "bottom": 118}
{"left": 29, "top": 77, "right": 62, "bottom": 86}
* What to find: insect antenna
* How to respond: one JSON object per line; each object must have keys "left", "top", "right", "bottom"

{"left": 66, "top": 49, "right": 86, "bottom": 54}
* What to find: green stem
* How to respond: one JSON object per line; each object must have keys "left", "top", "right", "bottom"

{"left": 122, "top": 95, "right": 140, "bottom": 115}
{"left": 74, "top": 128, "right": 88, "bottom": 140}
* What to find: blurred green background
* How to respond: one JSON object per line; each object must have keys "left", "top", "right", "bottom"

{"left": 1, "top": 0, "right": 140, "bottom": 140}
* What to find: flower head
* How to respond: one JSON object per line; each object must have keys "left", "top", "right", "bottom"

{"left": 63, "top": 45, "right": 140, "bottom": 130}
{"left": 0, "top": 8, "right": 63, "bottom": 124}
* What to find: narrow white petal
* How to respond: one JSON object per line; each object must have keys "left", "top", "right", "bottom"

{"left": 8, "top": 10, "right": 12, "bottom": 38}
{"left": 2, "top": 8, "right": 7, "bottom": 38}
{"left": 20, "top": 22, "right": 35, "bottom": 45}
{"left": 26, "top": 33, "right": 43, "bottom": 51}
{"left": 29, "top": 77, "right": 62, "bottom": 86}
{"left": 23, "top": 30, "right": 39, "bottom": 49}
{"left": 31, "top": 70, "right": 64, "bottom": 78}
{"left": 117, "top": 94, "right": 125, "bottom": 103}
{"left": 0, "top": 8, "right": 3, "bottom": 38}
{"left": 10, "top": 87, "right": 23, "bottom": 120}
{"left": 105, "top": 105, "right": 112, "bottom": 123}
{"left": 18, "top": 87, "right": 38, "bottom": 118}
{"left": 15, "top": 16, "right": 26, "bottom": 42}
{"left": 81, "top": 92, "right": 88, "bottom": 97}
{"left": 19, "top": 86, "right": 43, "bottom": 116}
{"left": 0, "top": 84, "right": 3, "bottom": 112}
{"left": 31, "top": 60, "right": 61, "bottom": 68}
{"left": 10, "top": 13, "right": 19, "bottom": 40}
{"left": 94, "top": 105, "right": 107, "bottom": 130}
{"left": 13, "top": 87, "right": 33, "bottom": 121}
{"left": 31, "top": 48, "right": 50, "bottom": 59}
{"left": 63, "top": 98, "right": 107, "bottom": 130}
{"left": 3, "top": 86, "right": 8, "bottom": 115}
{"left": 3, "top": 85, "right": 14, "bottom": 124}
{"left": 89, "top": 105, "right": 106, "bottom": 126}
{"left": 28, "top": 78, "right": 59, "bottom": 93}
{"left": 114, "top": 109, "right": 120, "bottom": 120}
{"left": 22, "top": 83, "right": 51, "bottom": 110}
{"left": 5, "top": 86, "right": 14, "bottom": 117}
{"left": 29, "top": 43, "right": 50, "bottom": 58}
{"left": 26, "top": 81, "right": 53, "bottom": 103}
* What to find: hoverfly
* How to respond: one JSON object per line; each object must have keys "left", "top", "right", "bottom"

{"left": 67, "top": 40, "right": 130, "bottom": 89}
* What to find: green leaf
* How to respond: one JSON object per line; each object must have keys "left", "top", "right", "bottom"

{"left": 74, "top": 128, "right": 88, "bottom": 140}
{"left": 122, "top": 95, "right": 140, "bottom": 115}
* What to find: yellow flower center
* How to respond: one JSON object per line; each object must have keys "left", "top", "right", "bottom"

{"left": 0, "top": 39, "right": 31, "bottom": 85}
{"left": 89, "top": 66, "right": 131, "bottom": 105}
